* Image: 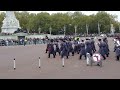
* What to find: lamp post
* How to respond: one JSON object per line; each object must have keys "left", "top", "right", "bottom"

{"left": 64, "top": 25, "right": 66, "bottom": 36}
{"left": 74, "top": 25, "right": 77, "bottom": 37}
{"left": 118, "top": 25, "right": 120, "bottom": 33}
{"left": 49, "top": 26, "right": 52, "bottom": 35}
{"left": 86, "top": 24, "right": 89, "bottom": 36}
{"left": 38, "top": 27, "right": 41, "bottom": 34}
{"left": 28, "top": 29, "right": 29, "bottom": 34}
{"left": 98, "top": 22, "right": 101, "bottom": 36}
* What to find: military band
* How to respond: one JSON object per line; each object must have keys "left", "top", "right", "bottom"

{"left": 45, "top": 36, "right": 120, "bottom": 63}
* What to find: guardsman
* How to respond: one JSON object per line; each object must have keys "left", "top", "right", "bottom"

{"left": 46, "top": 39, "right": 50, "bottom": 53}
{"left": 74, "top": 40, "right": 78, "bottom": 53}
{"left": 79, "top": 40, "right": 86, "bottom": 60}
{"left": 114, "top": 37, "right": 119, "bottom": 52}
{"left": 76, "top": 38, "right": 80, "bottom": 54}
{"left": 103, "top": 38, "right": 109, "bottom": 57}
{"left": 115, "top": 44, "right": 120, "bottom": 61}
{"left": 90, "top": 38, "right": 96, "bottom": 53}
{"left": 77, "top": 39, "right": 81, "bottom": 54}
{"left": 48, "top": 39, "right": 56, "bottom": 58}
{"left": 98, "top": 39, "right": 106, "bottom": 60}
{"left": 68, "top": 39, "right": 74, "bottom": 56}
{"left": 60, "top": 40, "right": 69, "bottom": 59}
{"left": 85, "top": 38, "right": 92, "bottom": 56}
{"left": 54, "top": 41, "right": 60, "bottom": 56}
{"left": 103, "top": 37, "right": 110, "bottom": 57}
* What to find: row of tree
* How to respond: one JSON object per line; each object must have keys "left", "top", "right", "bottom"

{"left": 0, "top": 11, "right": 120, "bottom": 35}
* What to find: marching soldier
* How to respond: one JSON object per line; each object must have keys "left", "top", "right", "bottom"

{"left": 90, "top": 38, "right": 96, "bottom": 53}
{"left": 67, "top": 39, "right": 74, "bottom": 56}
{"left": 46, "top": 39, "right": 50, "bottom": 53}
{"left": 77, "top": 39, "right": 81, "bottom": 54}
{"left": 79, "top": 40, "right": 86, "bottom": 60}
{"left": 114, "top": 37, "right": 119, "bottom": 52}
{"left": 98, "top": 39, "right": 106, "bottom": 60}
{"left": 54, "top": 41, "right": 60, "bottom": 56}
{"left": 115, "top": 44, "right": 120, "bottom": 61}
{"left": 48, "top": 39, "right": 56, "bottom": 58}
{"left": 103, "top": 38, "right": 109, "bottom": 57}
{"left": 60, "top": 40, "right": 69, "bottom": 59}
{"left": 74, "top": 40, "right": 79, "bottom": 54}
{"left": 85, "top": 38, "right": 92, "bottom": 56}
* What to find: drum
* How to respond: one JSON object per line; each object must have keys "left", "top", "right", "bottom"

{"left": 92, "top": 53, "right": 102, "bottom": 62}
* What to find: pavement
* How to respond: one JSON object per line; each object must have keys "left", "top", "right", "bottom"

{"left": 0, "top": 37, "right": 119, "bottom": 79}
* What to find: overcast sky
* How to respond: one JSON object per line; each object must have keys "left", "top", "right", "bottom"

{"left": 1, "top": 11, "right": 120, "bottom": 21}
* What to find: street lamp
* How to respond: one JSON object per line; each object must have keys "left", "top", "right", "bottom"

{"left": 63, "top": 25, "right": 66, "bottom": 36}
{"left": 27, "top": 29, "right": 29, "bottom": 34}
{"left": 74, "top": 25, "right": 77, "bottom": 37}
{"left": 86, "top": 24, "right": 89, "bottom": 36}
{"left": 38, "top": 27, "right": 41, "bottom": 34}
{"left": 49, "top": 26, "right": 52, "bottom": 35}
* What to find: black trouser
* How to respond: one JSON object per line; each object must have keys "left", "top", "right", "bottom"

{"left": 79, "top": 54, "right": 86, "bottom": 59}
{"left": 48, "top": 52, "right": 55, "bottom": 58}
{"left": 102, "top": 55, "right": 106, "bottom": 60}
{"left": 106, "top": 53, "right": 109, "bottom": 57}
{"left": 116, "top": 56, "right": 119, "bottom": 61}
{"left": 46, "top": 49, "right": 48, "bottom": 53}
{"left": 74, "top": 46, "right": 78, "bottom": 53}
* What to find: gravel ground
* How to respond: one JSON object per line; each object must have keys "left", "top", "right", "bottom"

{"left": 0, "top": 37, "right": 119, "bottom": 79}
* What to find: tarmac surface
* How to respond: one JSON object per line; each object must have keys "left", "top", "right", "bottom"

{"left": 0, "top": 37, "right": 119, "bottom": 79}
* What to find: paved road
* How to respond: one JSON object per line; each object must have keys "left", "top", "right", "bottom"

{"left": 0, "top": 37, "right": 119, "bottom": 79}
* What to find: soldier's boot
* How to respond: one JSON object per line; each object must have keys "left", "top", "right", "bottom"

{"left": 97, "top": 63, "right": 100, "bottom": 66}
{"left": 114, "top": 48, "right": 116, "bottom": 52}
{"left": 90, "top": 53, "right": 92, "bottom": 57}
{"left": 54, "top": 52, "right": 56, "bottom": 56}
{"left": 116, "top": 56, "right": 119, "bottom": 61}
{"left": 106, "top": 54, "right": 109, "bottom": 57}
{"left": 66, "top": 56, "right": 69, "bottom": 59}
{"left": 48, "top": 53, "right": 50, "bottom": 58}
{"left": 102, "top": 55, "right": 106, "bottom": 60}
{"left": 53, "top": 54, "right": 55, "bottom": 58}
{"left": 45, "top": 49, "right": 47, "bottom": 53}
{"left": 84, "top": 55, "right": 86, "bottom": 60}
{"left": 72, "top": 52, "right": 74, "bottom": 56}
{"left": 79, "top": 55, "right": 82, "bottom": 60}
